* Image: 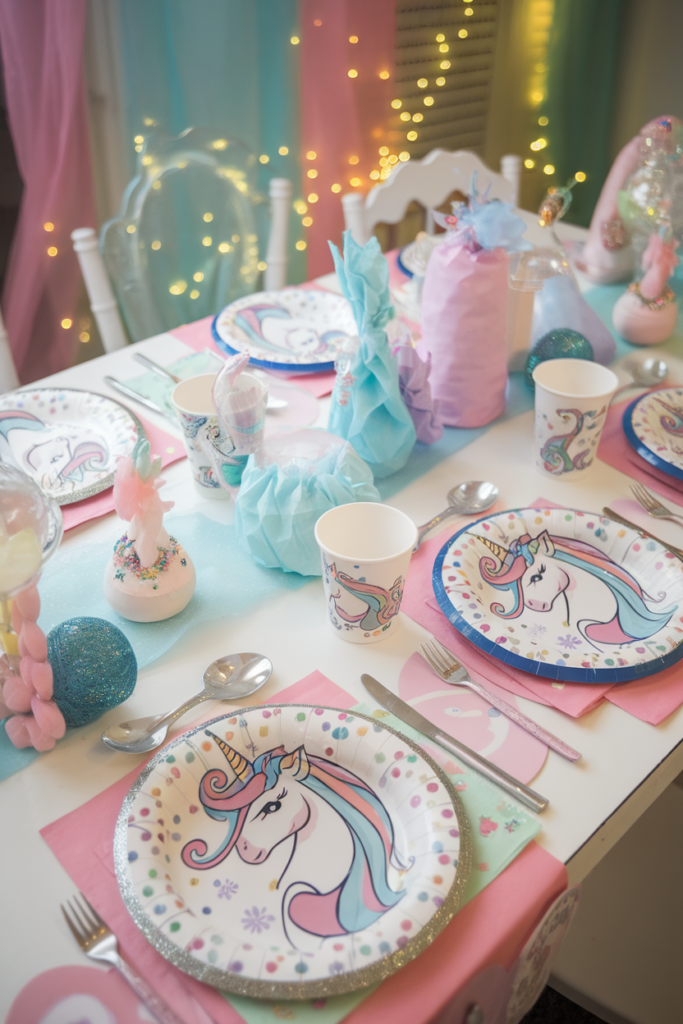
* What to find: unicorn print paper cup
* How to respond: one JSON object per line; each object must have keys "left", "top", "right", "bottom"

{"left": 315, "top": 502, "right": 418, "bottom": 643}
{"left": 171, "top": 373, "right": 230, "bottom": 499}
{"left": 532, "top": 359, "right": 618, "bottom": 479}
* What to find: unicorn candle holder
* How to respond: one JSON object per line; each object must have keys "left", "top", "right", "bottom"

{"left": 612, "top": 229, "right": 679, "bottom": 345}
{"left": 103, "top": 439, "right": 195, "bottom": 621}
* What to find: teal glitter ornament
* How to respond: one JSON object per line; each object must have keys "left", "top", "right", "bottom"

{"left": 524, "top": 329, "right": 594, "bottom": 391}
{"left": 48, "top": 617, "right": 137, "bottom": 727}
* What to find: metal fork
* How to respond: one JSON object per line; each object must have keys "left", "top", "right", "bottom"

{"left": 630, "top": 482, "right": 683, "bottom": 527}
{"left": 61, "top": 894, "right": 185, "bottom": 1024}
{"left": 420, "top": 640, "right": 581, "bottom": 762}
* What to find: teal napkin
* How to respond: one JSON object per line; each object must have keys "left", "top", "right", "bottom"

{"left": 328, "top": 233, "right": 416, "bottom": 479}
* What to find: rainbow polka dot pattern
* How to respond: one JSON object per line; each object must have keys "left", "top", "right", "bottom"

{"left": 115, "top": 704, "right": 470, "bottom": 999}
{"left": 433, "top": 507, "right": 683, "bottom": 684}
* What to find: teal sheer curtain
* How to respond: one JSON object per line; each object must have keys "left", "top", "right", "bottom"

{"left": 543, "top": 0, "right": 624, "bottom": 227}
{"left": 117, "top": 0, "right": 305, "bottom": 283}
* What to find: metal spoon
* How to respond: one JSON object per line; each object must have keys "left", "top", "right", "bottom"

{"left": 414, "top": 480, "right": 499, "bottom": 550}
{"left": 611, "top": 357, "right": 668, "bottom": 403}
{"left": 101, "top": 652, "right": 273, "bottom": 754}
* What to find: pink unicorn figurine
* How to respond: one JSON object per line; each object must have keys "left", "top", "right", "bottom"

{"left": 103, "top": 439, "right": 196, "bottom": 622}
{"left": 639, "top": 232, "right": 679, "bottom": 300}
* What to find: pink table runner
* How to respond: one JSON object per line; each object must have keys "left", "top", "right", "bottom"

{"left": 41, "top": 670, "right": 566, "bottom": 1024}
{"left": 598, "top": 397, "right": 683, "bottom": 506}
{"left": 61, "top": 414, "right": 186, "bottom": 532}
{"left": 404, "top": 502, "right": 683, "bottom": 726}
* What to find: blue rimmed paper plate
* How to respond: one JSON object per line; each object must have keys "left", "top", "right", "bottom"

{"left": 114, "top": 704, "right": 470, "bottom": 999}
{"left": 0, "top": 387, "right": 143, "bottom": 505}
{"left": 432, "top": 507, "right": 683, "bottom": 684}
{"left": 212, "top": 290, "right": 357, "bottom": 373}
{"left": 623, "top": 387, "right": 683, "bottom": 482}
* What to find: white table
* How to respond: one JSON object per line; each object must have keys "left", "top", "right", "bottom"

{"left": 1, "top": 301, "right": 683, "bottom": 1024}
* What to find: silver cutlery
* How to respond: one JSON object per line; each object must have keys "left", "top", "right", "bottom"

{"left": 361, "top": 673, "right": 548, "bottom": 814}
{"left": 415, "top": 480, "right": 499, "bottom": 550}
{"left": 630, "top": 482, "right": 683, "bottom": 528}
{"left": 610, "top": 357, "right": 668, "bottom": 403}
{"left": 62, "top": 893, "right": 185, "bottom": 1024}
{"left": 421, "top": 639, "right": 581, "bottom": 762}
{"left": 134, "top": 351, "right": 182, "bottom": 382}
{"left": 127, "top": 355, "right": 289, "bottom": 410}
{"left": 105, "top": 375, "right": 176, "bottom": 421}
{"left": 602, "top": 506, "right": 683, "bottom": 560}
{"left": 102, "top": 652, "right": 272, "bottom": 753}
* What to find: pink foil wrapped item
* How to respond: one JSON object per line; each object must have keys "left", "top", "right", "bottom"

{"left": 420, "top": 239, "right": 510, "bottom": 427}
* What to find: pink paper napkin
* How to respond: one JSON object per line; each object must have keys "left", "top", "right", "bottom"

{"left": 405, "top": 500, "right": 683, "bottom": 726}
{"left": 598, "top": 397, "right": 683, "bottom": 506}
{"left": 170, "top": 312, "right": 336, "bottom": 399}
{"left": 41, "top": 670, "right": 566, "bottom": 1024}
{"left": 60, "top": 415, "right": 186, "bottom": 532}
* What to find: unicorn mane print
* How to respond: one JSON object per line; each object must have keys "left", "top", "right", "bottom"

{"left": 182, "top": 732, "right": 411, "bottom": 949}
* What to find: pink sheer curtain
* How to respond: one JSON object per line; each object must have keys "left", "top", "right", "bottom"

{"left": 301, "top": 0, "right": 396, "bottom": 278}
{"left": 0, "top": 0, "right": 95, "bottom": 384}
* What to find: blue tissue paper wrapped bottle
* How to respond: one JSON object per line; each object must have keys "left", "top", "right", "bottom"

{"left": 328, "top": 232, "right": 416, "bottom": 478}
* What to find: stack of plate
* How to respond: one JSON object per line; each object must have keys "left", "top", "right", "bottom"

{"left": 622, "top": 387, "right": 683, "bottom": 483}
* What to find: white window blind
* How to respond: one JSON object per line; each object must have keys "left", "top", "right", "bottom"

{"left": 392, "top": 0, "right": 500, "bottom": 159}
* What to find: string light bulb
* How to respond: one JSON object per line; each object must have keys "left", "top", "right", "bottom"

{"left": 440, "top": 60, "right": 451, "bottom": 69}
{"left": 279, "top": 146, "right": 289, "bottom": 155}
{"left": 417, "top": 78, "right": 428, "bottom": 88}
{"left": 458, "top": 29, "right": 468, "bottom": 38}
{"left": 259, "top": 154, "right": 269, "bottom": 164}
{"left": 307, "top": 168, "right": 318, "bottom": 178}
{"left": 538, "top": 116, "right": 548, "bottom": 126}
{"left": 349, "top": 35, "right": 358, "bottom": 43}
{"left": 543, "top": 164, "right": 555, "bottom": 175}
{"left": 295, "top": 240, "right": 307, "bottom": 251}
{"left": 349, "top": 155, "right": 360, "bottom": 164}
{"left": 525, "top": 158, "right": 535, "bottom": 168}
{"left": 407, "top": 130, "right": 418, "bottom": 141}
{"left": 399, "top": 151, "right": 410, "bottom": 161}
{"left": 61, "top": 318, "right": 72, "bottom": 329}
{"left": 575, "top": 171, "right": 586, "bottom": 182}
{"left": 302, "top": 216, "right": 313, "bottom": 226}
{"left": 290, "top": 36, "right": 299, "bottom": 45}
{"left": 436, "top": 77, "right": 446, "bottom": 86}
{"left": 424, "top": 96, "right": 434, "bottom": 106}
{"left": 348, "top": 69, "right": 358, "bottom": 78}
{"left": 400, "top": 112, "right": 411, "bottom": 122}
{"left": 391, "top": 99, "right": 402, "bottom": 109}
{"left": 308, "top": 193, "right": 319, "bottom": 203}
{"left": 190, "top": 289, "right": 200, "bottom": 299}
{"left": 203, "top": 213, "right": 213, "bottom": 222}
{"left": 43, "top": 222, "right": 54, "bottom": 232}
{"left": 436, "top": 33, "right": 445, "bottom": 42}
{"left": 306, "top": 151, "right": 317, "bottom": 160}
{"left": 151, "top": 240, "right": 161, "bottom": 250}
{"left": 202, "top": 236, "right": 212, "bottom": 246}
{"left": 194, "top": 272, "right": 204, "bottom": 281}
{"left": 379, "top": 71, "right": 389, "bottom": 79}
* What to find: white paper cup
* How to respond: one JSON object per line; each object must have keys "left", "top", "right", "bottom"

{"left": 314, "top": 502, "right": 418, "bottom": 643}
{"left": 171, "top": 373, "right": 228, "bottom": 500}
{"left": 532, "top": 359, "right": 618, "bottom": 479}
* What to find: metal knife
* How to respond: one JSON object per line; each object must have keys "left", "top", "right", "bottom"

{"left": 361, "top": 674, "right": 548, "bottom": 814}
{"left": 602, "top": 507, "right": 683, "bottom": 560}
{"left": 104, "top": 376, "right": 177, "bottom": 423}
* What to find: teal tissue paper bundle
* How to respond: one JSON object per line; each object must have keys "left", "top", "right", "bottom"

{"left": 235, "top": 431, "right": 380, "bottom": 576}
{"left": 328, "top": 232, "right": 416, "bottom": 478}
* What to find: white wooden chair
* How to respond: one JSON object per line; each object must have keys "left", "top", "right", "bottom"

{"left": 72, "top": 128, "right": 292, "bottom": 353}
{"left": 0, "top": 306, "right": 19, "bottom": 394}
{"left": 342, "top": 149, "right": 522, "bottom": 246}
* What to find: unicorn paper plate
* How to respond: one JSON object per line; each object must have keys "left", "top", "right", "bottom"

{"left": 0, "top": 388, "right": 143, "bottom": 505}
{"left": 211, "top": 289, "right": 357, "bottom": 372}
{"left": 623, "top": 388, "right": 683, "bottom": 481}
{"left": 433, "top": 507, "right": 683, "bottom": 684}
{"left": 115, "top": 704, "right": 470, "bottom": 999}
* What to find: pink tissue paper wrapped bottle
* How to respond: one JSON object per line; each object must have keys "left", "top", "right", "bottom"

{"left": 419, "top": 175, "right": 531, "bottom": 428}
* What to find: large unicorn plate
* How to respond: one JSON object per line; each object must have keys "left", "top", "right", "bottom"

{"left": 211, "top": 290, "right": 357, "bottom": 372}
{"left": 623, "top": 388, "right": 683, "bottom": 481}
{"left": 115, "top": 704, "right": 470, "bottom": 999}
{"left": 433, "top": 507, "right": 683, "bottom": 684}
{"left": 0, "top": 388, "right": 143, "bottom": 504}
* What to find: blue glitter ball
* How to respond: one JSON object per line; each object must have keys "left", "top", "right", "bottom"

{"left": 48, "top": 617, "right": 137, "bottom": 727}
{"left": 524, "top": 329, "right": 594, "bottom": 391}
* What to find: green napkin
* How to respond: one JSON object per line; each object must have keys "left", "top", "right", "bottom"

{"left": 222, "top": 700, "right": 541, "bottom": 1024}
{"left": 121, "top": 350, "right": 223, "bottom": 417}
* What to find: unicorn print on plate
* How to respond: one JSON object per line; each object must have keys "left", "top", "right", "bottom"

{"left": 624, "top": 387, "right": 683, "bottom": 481}
{"left": 115, "top": 705, "right": 469, "bottom": 998}
{"left": 0, "top": 388, "right": 140, "bottom": 504}
{"left": 212, "top": 289, "right": 357, "bottom": 372}
{"left": 433, "top": 507, "right": 683, "bottom": 683}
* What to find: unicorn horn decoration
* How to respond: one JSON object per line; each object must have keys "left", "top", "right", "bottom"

{"left": 209, "top": 731, "right": 253, "bottom": 783}
{"left": 474, "top": 534, "right": 509, "bottom": 563}
{"left": 103, "top": 438, "right": 196, "bottom": 622}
